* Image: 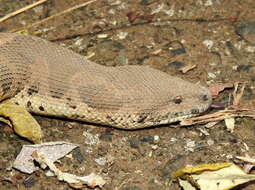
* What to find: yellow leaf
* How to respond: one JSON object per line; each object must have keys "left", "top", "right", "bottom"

{"left": 15, "top": 29, "right": 29, "bottom": 35}
{"left": 173, "top": 163, "right": 255, "bottom": 190}
{"left": 172, "top": 162, "right": 232, "bottom": 179}
{"left": 0, "top": 100, "right": 43, "bottom": 143}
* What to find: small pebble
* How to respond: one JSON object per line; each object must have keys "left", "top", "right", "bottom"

{"left": 235, "top": 21, "right": 255, "bottom": 44}
{"left": 140, "top": 0, "right": 154, "bottom": 5}
{"left": 72, "top": 148, "right": 85, "bottom": 163}
{"left": 170, "top": 48, "right": 186, "bottom": 55}
{"left": 23, "top": 177, "right": 36, "bottom": 188}
{"left": 99, "top": 133, "right": 113, "bottom": 141}
{"left": 203, "top": 40, "right": 214, "bottom": 49}
{"left": 167, "top": 61, "right": 185, "bottom": 69}
{"left": 151, "top": 145, "right": 158, "bottom": 150}
{"left": 117, "top": 31, "right": 128, "bottom": 40}
{"left": 74, "top": 38, "right": 83, "bottom": 46}
{"left": 207, "top": 139, "right": 214, "bottom": 146}
{"left": 113, "top": 41, "right": 126, "bottom": 49}
{"left": 45, "top": 170, "right": 55, "bottom": 177}
{"left": 129, "top": 138, "right": 141, "bottom": 149}
{"left": 170, "top": 137, "right": 177, "bottom": 142}
{"left": 95, "top": 157, "right": 108, "bottom": 166}
{"left": 139, "top": 134, "right": 154, "bottom": 143}
{"left": 97, "top": 34, "right": 108, "bottom": 39}
{"left": 95, "top": 155, "right": 114, "bottom": 166}
{"left": 154, "top": 135, "right": 160, "bottom": 143}
{"left": 119, "top": 54, "right": 128, "bottom": 65}
{"left": 208, "top": 72, "right": 217, "bottom": 79}
{"left": 204, "top": 0, "right": 213, "bottom": 6}
{"left": 245, "top": 46, "right": 255, "bottom": 53}
{"left": 236, "top": 65, "right": 252, "bottom": 72}
{"left": 185, "top": 140, "right": 196, "bottom": 152}
{"left": 83, "top": 131, "right": 99, "bottom": 145}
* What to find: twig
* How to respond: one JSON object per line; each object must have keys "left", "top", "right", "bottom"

{"left": 181, "top": 106, "right": 255, "bottom": 126}
{"left": 0, "top": 0, "right": 49, "bottom": 23}
{"left": 11, "top": 0, "right": 98, "bottom": 32}
{"left": 233, "top": 82, "right": 246, "bottom": 106}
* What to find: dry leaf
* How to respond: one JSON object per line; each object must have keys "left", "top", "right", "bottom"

{"left": 173, "top": 162, "right": 255, "bottom": 190}
{"left": 13, "top": 142, "right": 78, "bottom": 174}
{"left": 0, "top": 100, "right": 42, "bottom": 143}
{"left": 32, "top": 151, "right": 106, "bottom": 188}
{"left": 208, "top": 83, "right": 233, "bottom": 97}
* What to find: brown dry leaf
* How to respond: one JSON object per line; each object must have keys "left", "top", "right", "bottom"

{"left": 208, "top": 83, "right": 233, "bottom": 97}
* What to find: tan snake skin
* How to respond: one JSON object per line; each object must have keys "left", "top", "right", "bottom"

{"left": 0, "top": 32, "right": 212, "bottom": 129}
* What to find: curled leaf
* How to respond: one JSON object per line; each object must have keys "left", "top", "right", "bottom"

{"left": 0, "top": 100, "right": 43, "bottom": 143}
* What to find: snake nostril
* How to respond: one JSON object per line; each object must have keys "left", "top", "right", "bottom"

{"left": 202, "top": 94, "right": 209, "bottom": 101}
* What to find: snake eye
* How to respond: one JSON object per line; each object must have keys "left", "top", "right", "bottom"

{"left": 173, "top": 96, "right": 183, "bottom": 104}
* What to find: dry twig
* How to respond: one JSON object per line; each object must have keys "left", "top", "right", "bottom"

{"left": 233, "top": 82, "right": 246, "bottom": 106}
{"left": 11, "top": 0, "right": 98, "bottom": 32}
{"left": 181, "top": 106, "right": 255, "bottom": 126}
{"left": 0, "top": 0, "right": 49, "bottom": 23}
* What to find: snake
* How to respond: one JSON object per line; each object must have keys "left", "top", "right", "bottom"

{"left": 0, "top": 32, "right": 212, "bottom": 129}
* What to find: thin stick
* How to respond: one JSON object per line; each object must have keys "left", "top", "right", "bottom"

{"left": 0, "top": 0, "right": 49, "bottom": 23}
{"left": 233, "top": 82, "right": 246, "bottom": 106}
{"left": 12, "top": 0, "right": 98, "bottom": 32}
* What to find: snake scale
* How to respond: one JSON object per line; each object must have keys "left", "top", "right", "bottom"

{"left": 0, "top": 32, "right": 212, "bottom": 129}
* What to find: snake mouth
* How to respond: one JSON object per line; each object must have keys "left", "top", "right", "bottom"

{"left": 114, "top": 102, "right": 212, "bottom": 129}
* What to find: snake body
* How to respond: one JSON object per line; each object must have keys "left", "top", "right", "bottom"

{"left": 0, "top": 33, "right": 211, "bottom": 129}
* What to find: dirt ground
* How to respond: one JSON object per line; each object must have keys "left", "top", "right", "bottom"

{"left": 1, "top": 0, "right": 255, "bottom": 189}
